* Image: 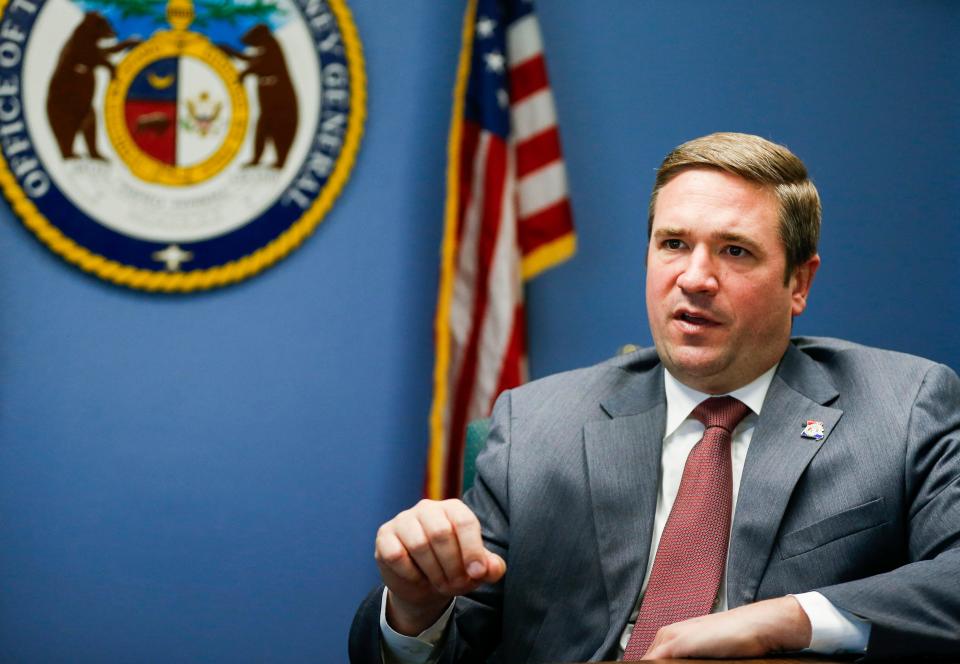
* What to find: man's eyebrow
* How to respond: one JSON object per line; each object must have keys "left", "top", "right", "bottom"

{"left": 652, "top": 226, "right": 687, "bottom": 238}
{"left": 714, "top": 231, "right": 762, "bottom": 251}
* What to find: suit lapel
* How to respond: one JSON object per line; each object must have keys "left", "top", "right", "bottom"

{"left": 583, "top": 366, "right": 665, "bottom": 656}
{"left": 726, "top": 343, "right": 843, "bottom": 607}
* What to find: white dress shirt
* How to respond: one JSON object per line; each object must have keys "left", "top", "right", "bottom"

{"left": 381, "top": 366, "right": 870, "bottom": 663}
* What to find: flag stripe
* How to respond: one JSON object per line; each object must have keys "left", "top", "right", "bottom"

{"left": 445, "top": 136, "right": 509, "bottom": 496}
{"left": 449, "top": 133, "right": 494, "bottom": 393}
{"left": 518, "top": 160, "right": 568, "bottom": 219}
{"left": 506, "top": 14, "right": 543, "bottom": 66}
{"left": 510, "top": 89, "right": 557, "bottom": 142}
{"left": 516, "top": 127, "right": 561, "bottom": 179}
{"left": 493, "top": 304, "right": 527, "bottom": 401}
{"left": 470, "top": 151, "right": 519, "bottom": 423}
{"left": 519, "top": 198, "right": 575, "bottom": 256}
{"left": 509, "top": 55, "right": 548, "bottom": 103}
{"left": 456, "top": 121, "right": 482, "bottom": 242}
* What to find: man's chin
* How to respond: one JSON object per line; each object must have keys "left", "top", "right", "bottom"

{"left": 660, "top": 349, "right": 731, "bottom": 390}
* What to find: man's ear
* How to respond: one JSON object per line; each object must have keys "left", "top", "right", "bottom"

{"left": 790, "top": 253, "right": 820, "bottom": 316}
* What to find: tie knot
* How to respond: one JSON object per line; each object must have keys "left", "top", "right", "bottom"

{"left": 691, "top": 396, "right": 751, "bottom": 432}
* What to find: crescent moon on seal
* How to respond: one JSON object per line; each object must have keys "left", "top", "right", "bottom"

{"left": 147, "top": 73, "right": 175, "bottom": 89}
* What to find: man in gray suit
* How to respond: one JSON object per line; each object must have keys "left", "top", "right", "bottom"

{"left": 350, "top": 133, "right": 960, "bottom": 662}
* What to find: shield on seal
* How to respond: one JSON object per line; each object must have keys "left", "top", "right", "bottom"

{"left": 122, "top": 55, "right": 235, "bottom": 170}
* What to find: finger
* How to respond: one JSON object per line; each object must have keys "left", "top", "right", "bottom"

{"left": 416, "top": 502, "right": 467, "bottom": 588}
{"left": 391, "top": 509, "right": 449, "bottom": 590}
{"left": 439, "top": 500, "right": 488, "bottom": 579}
{"left": 645, "top": 619, "right": 713, "bottom": 660}
{"left": 641, "top": 625, "right": 673, "bottom": 660}
{"left": 644, "top": 645, "right": 665, "bottom": 660}
{"left": 643, "top": 640, "right": 669, "bottom": 660}
{"left": 375, "top": 527, "right": 427, "bottom": 586}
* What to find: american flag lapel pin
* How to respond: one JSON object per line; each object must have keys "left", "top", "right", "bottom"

{"left": 801, "top": 420, "right": 826, "bottom": 441}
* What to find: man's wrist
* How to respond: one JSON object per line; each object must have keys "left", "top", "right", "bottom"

{"left": 792, "top": 591, "right": 870, "bottom": 654}
{"left": 386, "top": 590, "right": 453, "bottom": 637}
{"left": 772, "top": 595, "right": 813, "bottom": 652}
{"left": 379, "top": 589, "right": 454, "bottom": 664}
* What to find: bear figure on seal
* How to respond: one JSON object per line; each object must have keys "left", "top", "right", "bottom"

{"left": 220, "top": 24, "right": 299, "bottom": 169}
{"left": 46, "top": 12, "right": 139, "bottom": 160}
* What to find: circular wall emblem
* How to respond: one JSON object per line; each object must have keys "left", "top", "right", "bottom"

{"left": 0, "top": 0, "right": 365, "bottom": 291}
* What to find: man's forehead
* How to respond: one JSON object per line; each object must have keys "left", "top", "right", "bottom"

{"left": 653, "top": 169, "right": 777, "bottom": 221}
{"left": 659, "top": 168, "right": 774, "bottom": 198}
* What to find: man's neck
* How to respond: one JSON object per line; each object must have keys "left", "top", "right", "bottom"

{"left": 662, "top": 364, "right": 779, "bottom": 436}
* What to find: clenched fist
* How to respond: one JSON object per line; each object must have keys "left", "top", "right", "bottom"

{"left": 375, "top": 499, "right": 506, "bottom": 636}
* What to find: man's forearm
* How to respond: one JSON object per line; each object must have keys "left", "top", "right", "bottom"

{"left": 641, "top": 596, "right": 812, "bottom": 660}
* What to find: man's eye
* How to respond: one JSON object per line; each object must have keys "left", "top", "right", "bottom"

{"left": 726, "top": 246, "right": 748, "bottom": 257}
{"left": 664, "top": 239, "right": 684, "bottom": 250}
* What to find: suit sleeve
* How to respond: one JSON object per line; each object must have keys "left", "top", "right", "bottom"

{"left": 815, "top": 362, "right": 960, "bottom": 657}
{"left": 348, "top": 392, "right": 514, "bottom": 664}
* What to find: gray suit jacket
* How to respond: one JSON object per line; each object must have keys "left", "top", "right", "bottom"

{"left": 350, "top": 337, "right": 960, "bottom": 662}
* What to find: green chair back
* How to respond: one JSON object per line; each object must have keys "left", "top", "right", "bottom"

{"left": 462, "top": 417, "right": 491, "bottom": 494}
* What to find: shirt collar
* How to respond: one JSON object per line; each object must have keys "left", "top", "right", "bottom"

{"left": 662, "top": 363, "right": 778, "bottom": 438}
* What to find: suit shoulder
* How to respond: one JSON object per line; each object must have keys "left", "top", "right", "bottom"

{"left": 793, "top": 336, "right": 940, "bottom": 367}
{"left": 791, "top": 336, "right": 957, "bottom": 388}
{"left": 504, "top": 346, "right": 660, "bottom": 411}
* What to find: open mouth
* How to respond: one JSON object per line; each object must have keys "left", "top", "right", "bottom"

{"left": 676, "top": 311, "right": 719, "bottom": 327}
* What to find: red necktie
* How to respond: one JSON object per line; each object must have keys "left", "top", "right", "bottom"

{"left": 623, "top": 396, "right": 751, "bottom": 660}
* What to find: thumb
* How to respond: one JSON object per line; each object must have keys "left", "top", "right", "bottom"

{"left": 483, "top": 551, "right": 507, "bottom": 582}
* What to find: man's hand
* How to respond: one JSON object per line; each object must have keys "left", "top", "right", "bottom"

{"left": 642, "top": 596, "right": 812, "bottom": 660}
{"left": 375, "top": 499, "right": 506, "bottom": 636}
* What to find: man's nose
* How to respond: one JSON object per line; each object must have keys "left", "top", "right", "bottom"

{"left": 676, "top": 247, "right": 719, "bottom": 294}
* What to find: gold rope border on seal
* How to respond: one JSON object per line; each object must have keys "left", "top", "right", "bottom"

{"left": 0, "top": 0, "right": 366, "bottom": 292}
{"left": 103, "top": 31, "right": 250, "bottom": 186}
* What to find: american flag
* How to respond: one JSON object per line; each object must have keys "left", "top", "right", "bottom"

{"left": 426, "top": 0, "right": 576, "bottom": 499}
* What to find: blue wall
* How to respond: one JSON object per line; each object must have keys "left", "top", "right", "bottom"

{"left": 0, "top": 1, "right": 956, "bottom": 660}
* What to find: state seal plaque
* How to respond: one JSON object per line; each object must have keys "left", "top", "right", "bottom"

{"left": 0, "top": 0, "right": 365, "bottom": 291}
